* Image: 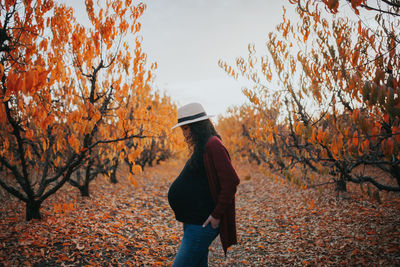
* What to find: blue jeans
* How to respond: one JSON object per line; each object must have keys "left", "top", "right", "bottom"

{"left": 172, "top": 223, "right": 219, "bottom": 267}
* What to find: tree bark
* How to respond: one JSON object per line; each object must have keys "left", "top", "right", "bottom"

{"left": 26, "top": 200, "right": 41, "bottom": 221}
{"left": 80, "top": 183, "right": 90, "bottom": 197}
{"left": 336, "top": 175, "right": 347, "bottom": 192}
{"left": 109, "top": 159, "right": 119, "bottom": 184}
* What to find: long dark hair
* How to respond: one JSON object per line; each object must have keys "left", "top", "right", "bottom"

{"left": 185, "top": 119, "right": 221, "bottom": 170}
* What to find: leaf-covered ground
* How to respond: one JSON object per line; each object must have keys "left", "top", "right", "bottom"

{"left": 1, "top": 159, "right": 400, "bottom": 266}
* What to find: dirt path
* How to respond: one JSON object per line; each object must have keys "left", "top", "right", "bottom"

{"left": 1, "top": 160, "right": 399, "bottom": 266}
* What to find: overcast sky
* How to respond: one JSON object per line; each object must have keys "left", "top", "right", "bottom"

{"left": 140, "top": 0, "right": 294, "bottom": 117}
{"left": 61, "top": 0, "right": 295, "bottom": 117}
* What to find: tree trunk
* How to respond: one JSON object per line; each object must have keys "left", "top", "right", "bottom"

{"left": 80, "top": 161, "right": 92, "bottom": 197}
{"left": 336, "top": 175, "right": 347, "bottom": 192}
{"left": 80, "top": 183, "right": 90, "bottom": 197}
{"left": 110, "top": 170, "right": 118, "bottom": 184}
{"left": 391, "top": 165, "right": 400, "bottom": 188}
{"left": 26, "top": 200, "right": 41, "bottom": 221}
{"left": 110, "top": 159, "right": 119, "bottom": 184}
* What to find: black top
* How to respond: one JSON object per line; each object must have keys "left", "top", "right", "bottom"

{"left": 168, "top": 158, "right": 215, "bottom": 225}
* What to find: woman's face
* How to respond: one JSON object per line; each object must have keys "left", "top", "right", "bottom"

{"left": 181, "top": 125, "right": 191, "bottom": 143}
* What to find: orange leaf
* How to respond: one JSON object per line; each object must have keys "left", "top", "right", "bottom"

{"left": 267, "top": 133, "right": 274, "bottom": 143}
{"left": 352, "top": 132, "right": 359, "bottom": 147}
{"left": 362, "top": 139, "right": 370, "bottom": 151}
{"left": 326, "top": 0, "right": 339, "bottom": 13}
{"left": 309, "top": 199, "right": 314, "bottom": 210}
{"left": 352, "top": 51, "right": 359, "bottom": 66}
{"left": 68, "top": 135, "right": 80, "bottom": 154}
{"left": 350, "top": 0, "right": 362, "bottom": 14}
{"left": 128, "top": 173, "right": 139, "bottom": 187}
{"left": 352, "top": 109, "right": 359, "bottom": 121}
{"left": 384, "top": 114, "right": 389, "bottom": 123}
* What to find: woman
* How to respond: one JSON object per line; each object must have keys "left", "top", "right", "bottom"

{"left": 168, "top": 102, "right": 240, "bottom": 266}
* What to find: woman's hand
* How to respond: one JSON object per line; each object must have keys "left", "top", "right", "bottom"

{"left": 202, "top": 215, "right": 220, "bottom": 229}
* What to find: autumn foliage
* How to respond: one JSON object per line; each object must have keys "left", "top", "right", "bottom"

{"left": 0, "top": 0, "right": 399, "bottom": 265}
{"left": 0, "top": 0, "right": 181, "bottom": 220}
{"left": 219, "top": 0, "right": 400, "bottom": 194}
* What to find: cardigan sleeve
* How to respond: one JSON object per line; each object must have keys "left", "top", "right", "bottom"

{"left": 206, "top": 137, "right": 240, "bottom": 219}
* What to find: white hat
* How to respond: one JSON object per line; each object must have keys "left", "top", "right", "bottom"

{"left": 172, "top": 103, "right": 214, "bottom": 129}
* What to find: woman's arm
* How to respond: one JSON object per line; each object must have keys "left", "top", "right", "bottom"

{"left": 206, "top": 137, "right": 240, "bottom": 219}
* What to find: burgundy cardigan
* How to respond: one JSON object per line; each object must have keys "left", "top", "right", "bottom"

{"left": 203, "top": 136, "right": 240, "bottom": 255}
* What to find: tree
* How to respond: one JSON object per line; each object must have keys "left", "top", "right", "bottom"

{"left": 64, "top": 0, "right": 152, "bottom": 197}
{"left": 220, "top": 0, "right": 399, "bottom": 192}
{"left": 217, "top": 105, "right": 282, "bottom": 169}
{"left": 0, "top": 0, "right": 177, "bottom": 220}
{"left": 298, "top": 0, "right": 400, "bottom": 17}
{"left": 0, "top": 0, "right": 83, "bottom": 220}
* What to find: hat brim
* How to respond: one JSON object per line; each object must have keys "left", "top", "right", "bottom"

{"left": 171, "top": 115, "right": 214, "bottom": 129}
